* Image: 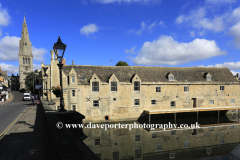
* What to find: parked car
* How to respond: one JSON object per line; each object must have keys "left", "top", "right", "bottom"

{"left": 23, "top": 93, "right": 31, "bottom": 101}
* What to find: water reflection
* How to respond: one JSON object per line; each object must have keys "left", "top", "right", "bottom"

{"left": 83, "top": 114, "right": 240, "bottom": 160}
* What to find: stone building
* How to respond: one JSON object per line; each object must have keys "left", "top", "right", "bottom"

{"left": 18, "top": 16, "right": 33, "bottom": 90}
{"left": 8, "top": 74, "right": 20, "bottom": 91}
{"left": 42, "top": 51, "right": 240, "bottom": 122}
{"left": 0, "top": 67, "right": 8, "bottom": 88}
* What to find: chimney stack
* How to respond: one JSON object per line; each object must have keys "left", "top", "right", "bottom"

{"left": 50, "top": 50, "right": 54, "bottom": 60}
{"left": 236, "top": 73, "right": 239, "bottom": 78}
{"left": 62, "top": 58, "right": 66, "bottom": 65}
{"left": 72, "top": 60, "right": 74, "bottom": 65}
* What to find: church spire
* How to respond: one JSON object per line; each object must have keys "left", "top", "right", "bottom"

{"left": 19, "top": 16, "right": 32, "bottom": 56}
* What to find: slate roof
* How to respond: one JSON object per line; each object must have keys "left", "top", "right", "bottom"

{"left": 62, "top": 66, "right": 238, "bottom": 84}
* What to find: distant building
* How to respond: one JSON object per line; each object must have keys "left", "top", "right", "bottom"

{"left": 0, "top": 66, "right": 8, "bottom": 88}
{"left": 42, "top": 51, "right": 240, "bottom": 122}
{"left": 18, "top": 16, "right": 33, "bottom": 90}
{"left": 8, "top": 74, "right": 20, "bottom": 91}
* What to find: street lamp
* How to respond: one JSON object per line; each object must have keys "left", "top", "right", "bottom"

{"left": 44, "top": 73, "right": 48, "bottom": 101}
{"left": 53, "top": 36, "right": 67, "bottom": 112}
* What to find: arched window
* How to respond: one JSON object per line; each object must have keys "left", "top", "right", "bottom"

{"left": 23, "top": 57, "right": 25, "bottom": 64}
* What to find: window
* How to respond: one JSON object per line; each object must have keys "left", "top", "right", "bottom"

{"left": 92, "top": 82, "right": 99, "bottom": 92}
{"left": 171, "top": 130, "right": 176, "bottom": 135}
{"left": 113, "top": 98, "right": 116, "bottom": 101}
{"left": 220, "top": 138, "right": 224, "bottom": 144}
{"left": 135, "top": 134, "right": 140, "bottom": 141}
{"left": 168, "top": 74, "right": 174, "bottom": 81}
{"left": 231, "top": 125, "right": 234, "bottom": 129}
{"left": 72, "top": 76, "right": 75, "bottom": 83}
{"left": 112, "top": 151, "right": 119, "bottom": 160}
{"left": 94, "top": 138, "right": 100, "bottom": 145}
{"left": 184, "top": 141, "right": 189, "bottom": 148}
{"left": 184, "top": 86, "right": 189, "bottom": 92}
{"left": 209, "top": 100, "right": 214, "bottom": 104}
{"left": 93, "top": 100, "right": 99, "bottom": 107}
{"left": 72, "top": 105, "right": 76, "bottom": 111}
{"left": 67, "top": 76, "right": 69, "bottom": 85}
{"left": 220, "top": 86, "right": 224, "bottom": 91}
{"left": 157, "top": 144, "right": 162, "bottom": 151}
{"left": 151, "top": 100, "right": 156, "bottom": 105}
{"left": 156, "top": 86, "right": 161, "bottom": 92}
{"left": 152, "top": 133, "right": 157, "bottom": 139}
{"left": 134, "top": 99, "right": 140, "bottom": 106}
{"left": 135, "top": 148, "right": 141, "bottom": 159}
{"left": 231, "top": 99, "right": 235, "bottom": 103}
{"left": 206, "top": 75, "right": 211, "bottom": 81}
{"left": 23, "top": 57, "right": 25, "bottom": 64}
{"left": 111, "top": 82, "right": 117, "bottom": 92}
{"left": 134, "top": 81, "right": 140, "bottom": 91}
{"left": 192, "top": 129, "right": 197, "bottom": 135}
{"left": 170, "top": 101, "right": 175, "bottom": 108}
{"left": 81, "top": 76, "right": 85, "bottom": 81}
{"left": 209, "top": 127, "right": 214, "bottom": 131}
{"left": 72, "top": 90, "right": 75, "bottom": 96}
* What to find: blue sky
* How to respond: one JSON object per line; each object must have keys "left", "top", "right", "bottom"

{"left": 0, "top": 0, "right": 240, "bottom": 76}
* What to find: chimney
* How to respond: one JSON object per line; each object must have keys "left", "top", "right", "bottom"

{"left": 41, "top": 62, "right": 44, "bottom": 68}
{"left": 237, "top": 73, "right": 239, "bottom": 78}
{"left": 62, "top": 58, "right": 66, "bottom": 65}
{"left": 72, "top": 60, "right": 74, "bottom": 65}
{"left": 50, "top": 50, "right": 54, "bottom": 60}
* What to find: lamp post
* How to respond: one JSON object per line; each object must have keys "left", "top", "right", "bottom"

{"left": 44, "top": 73, "right": 48, "bottom": 101}
{"left": 53, "top": 36, "right": 67, "bottom": 112}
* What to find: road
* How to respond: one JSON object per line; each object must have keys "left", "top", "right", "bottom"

{"left": 0, "top": 91, "right": 33, "bottom": 136}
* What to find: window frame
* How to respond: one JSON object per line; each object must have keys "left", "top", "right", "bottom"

{"left": 135, "top": 148, "right": 141, "bottom": 159}
{"left": 220, "top": 86, "right": 224, "bottom": 91}
{"left": 72, "top": 76, "right": 75, "bottom": 83}
{"left": 169, "top": 75, "right": 174, "bottom": 81}
{"left": 92, "top": 82, "right": 99, "bottom": 92}
{"left": 135, "top": 134, "right": 140, "bottom": 141}
{"left": 134, "top": 81, "right": 140, "bottom": 91}
{"left": 134, "top": 99, "right": 140, "bottom": 106}
{"left": 184, "top": 141, "right": 189, "bottom": 148}
{"left": 157, "top": 144, "right": 162, "bottom": 151}
{"left": 111, "top": 81, "right": 117, "bottom": 92}
{"left": 94, "top": 138, "right": 100, "bottom": 145}
{"left": 156, "top": 86, "right": 161, "bottom": 92}
{"left": 151, "top": 100, "right": 156, "bottom": 105}
{"left": 231, "top": 99, "right": 235, "bottom": 103}
{"left": 209, "top": 100, "right": 214, "bottom": 104}
{"left": 206, "top": 75, "right": 211, "bottom": 81}
{"left": 72, "top": 90, "right": 75, "bottom": 97}
{"left": 93, "top": 100, "right": 99, "bottom": 108}
{"left": 72, "top": 105, "right": 76, "bottom": 111}
{"left": 170, "top": 101, "right": 176, "bottom": 108}
{"left": 184, "top": 86, "right": 189, "bottom": 92}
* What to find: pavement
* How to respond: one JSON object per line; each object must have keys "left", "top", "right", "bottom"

{"left": 0, "top": 102, "right": 48, "bottom": 160}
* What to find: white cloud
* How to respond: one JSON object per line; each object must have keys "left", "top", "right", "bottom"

{"left": 0, "top": 36, "right": 47, "bottom": 61}
{"left": 32, "top": 47, "right": 47, "bottom": 61}
{"left": 188, "top": 30, "right": 195, "bottom": 37}
{"left": 0, "top": 63, "right": 18, "bottom": 75}
{"left": 176, "top": 7, "right": 225, "bottom": 32}
{"left": 80, "top": 24, "right": 98, "bottom": 36}
{"left": 205, "top": 0, "right": 236, "bottom": 4}
{"left": 159, "top": 21, "right": 165, "bottom": 27}
{"left": 125, "top": 47, "right": 136, "bottom": 54}
{"left": 33, "top": 64, "right": 41, "bottom": 71}
{"left": 94, "top": 0, "right": 160, "bottom": 4}
{"left": 136, "top": 21, "right": 146, "bottom": 35}
{"left": 199, "top": 61, "right": 240, "bottom": 70}
{"left": 0, "top": 4, "right": 10, "bottom": 27}
{"left": 132, "top": 36, "right": 226, "bottom": 65}
{"left": 230, "top": 70, "right": 239, "bottom": 77}
{"left": 229, "top": 22, "right": 240, "bottom": 48}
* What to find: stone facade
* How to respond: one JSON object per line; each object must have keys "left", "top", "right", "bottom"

{"left": 8, "top": 74, "right": 20, "bottom": 90}
{"left": 42, "top": 51, "right": 240, "bottom": 122}
{"left": 18, "top": 16, "right": 33, "bottom": 90}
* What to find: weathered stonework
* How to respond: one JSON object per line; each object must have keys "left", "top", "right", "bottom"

{"left": 42, "top": 52, "right": 240, "bottom": 122}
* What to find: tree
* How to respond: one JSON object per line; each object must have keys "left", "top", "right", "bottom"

{"left": 115, "top": 61, "right": 129, "bottom": 66}
{"left": 25, "top": 72, "right": 40, "bottom": 93}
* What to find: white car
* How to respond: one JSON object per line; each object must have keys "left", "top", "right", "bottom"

{"left": 23, "top": 93, "right": 31, "bottom": 101}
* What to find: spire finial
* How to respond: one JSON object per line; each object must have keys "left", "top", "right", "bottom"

{"left": 23, "top": 14, "right": 26, "bottom": 24}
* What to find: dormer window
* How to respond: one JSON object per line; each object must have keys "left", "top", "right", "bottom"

{"left": 168, "top": 73, "right": 174, "bottom": 81}
{"left": 72, "top": 76, "right": 75, "bottom": 83}
{"left": 206, "top": 73, "right": 211, "bottom": 81}
{"left": 81, "top": 76, "right": 85, "bottom": 81}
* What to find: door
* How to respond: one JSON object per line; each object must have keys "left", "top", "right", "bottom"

{"left": 192, "top": 98, "right": 197, "bottom": 108}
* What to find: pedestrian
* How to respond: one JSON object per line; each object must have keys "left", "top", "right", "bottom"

{"left": 35, "top": 95, "right": 38, "bottom": 105}
{"left": 32, "top": 96, "right": 34, "bottom": 106}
